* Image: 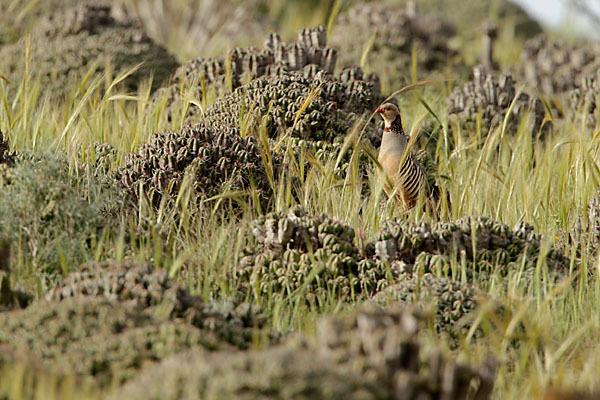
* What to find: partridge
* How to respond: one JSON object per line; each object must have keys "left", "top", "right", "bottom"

{"left": 375, "top": 102, "right": 429, "bottom": 210}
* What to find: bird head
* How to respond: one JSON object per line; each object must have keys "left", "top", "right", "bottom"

{"left": 375, "top": 103, "right": 401, "bottom": 126}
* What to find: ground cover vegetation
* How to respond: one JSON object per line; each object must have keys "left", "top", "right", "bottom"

{"left": 1, "top": 0, "right": 600, "bottom": 399}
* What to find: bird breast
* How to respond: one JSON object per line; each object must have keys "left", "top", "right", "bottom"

{"left": 378, "top": 130, "right": 411, "bottom": 185}
{"left": 378, "top": 151, "right": 405, "bottom": 182}
{"left": 378, "top": 131, "right": 408, "bottom": 161}
{"left": 380, "top": 130, "right": 407, "bottom": 153}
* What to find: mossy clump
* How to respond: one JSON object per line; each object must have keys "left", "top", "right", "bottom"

{"left": 46, "top": 261, "right": 268, "bottom": 349}
{"left": 0, "top": 298, "right": 226, "bottom": 383}
{"left": 0, "top": 154, "right": 118, "bottom": 273}
{"left": 113, "top": 304, "right": 496, "bottom": 400}
{"left": 369, "top": 216, "right": 571, "bottom": 283}
{"left": 447, "top": 65, "right": 548, "bottom": 136}
{"left": 0, "top": 260, "right": 272, "bottom": 383}
{"left": 0, "top": 4, "right": 178, "bottom": 99}
{"left": 115, "top": 122, "right": 278, "bottom": 208}
{"left": 330, "top": 2, "right": 460, "bottom": 90}
{"left": 371, "top": 273, "right": 480, "bottom": 335}
{"left": 0, "top": 0, "right": 90, "bottom": 44}
{"left": 203, "top": 68, "right": 381, "bottom": 143}
{"left": 46, "top": 260, "right": 183, "bottom": 307}
{"left": 238, "top": 206, "right": 391, "bottom": 302}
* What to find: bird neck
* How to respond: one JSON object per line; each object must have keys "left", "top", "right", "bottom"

{"left": 384, "top": 115, "right": 404, "bottom": 132}
{"left": 381, "top": 116, "right": 408, "bottom": 155}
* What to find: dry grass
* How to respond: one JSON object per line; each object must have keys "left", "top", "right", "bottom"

{"left": 1, "top": 1, "right": 600, "bottom": 399}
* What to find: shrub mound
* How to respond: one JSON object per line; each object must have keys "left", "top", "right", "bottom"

{"left": 330, "top": 2, "right": 459, "bottom": 89}
{"left": 520, "top": 35, "right": 600, "bottom": 95}
{"left": 0, "top": 261, "right": 270, "bottom": 382}
{"left": 0, "top": 298, "right": 225, "bottom": 383}
{"left": 570, "top": 71, "right": 600, "bottom": 128}
{"left": 45, "top": 260, "right": 267, "bottom": 349}
{"left": 447, "top": 65, "right": 548, "bottom": 135}
{"left": 112, "top": 304, "right": 496, "bottom": 400}
{"left": 80, "top": 141, "right": 120, "bottom": 179}
{"left": 0, "top": 154, "right": 117, "bottom": 273}
{"left": 369, "top": 216, "right": 570, "bottom": 282}
{"left": 153, "top": 25, "right": 358, "bottom": 121}
{"left": 371, "top": 273, "right": 480, "bottom": 335}
{"left": 0, "top": 4, "right": 178, "bottom": 98}
{"left": 239, "top": 206, "right": 390, "bottom": 302}
{"left": 202, "top": 68, "right": 381, "bottom": 142}
{"left": 115, "top": 122, "right": 277, "bottom": 208}
{"left": 0, "top": 0, "right": 87, "bottom": 44}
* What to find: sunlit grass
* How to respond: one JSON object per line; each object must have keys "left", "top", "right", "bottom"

{"left": 1, "top": 2, "right": 600, "bottom": 400}
{"left": 2, "top": 58, "right": 600, "bottom": 399}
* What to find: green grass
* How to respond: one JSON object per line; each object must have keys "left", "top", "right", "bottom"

{"left": 1, "top": 1, "right": 600, "bottom": 399}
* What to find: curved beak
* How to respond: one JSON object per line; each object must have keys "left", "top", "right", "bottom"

{"left": 375, "top": 108, "right": 384, "bottom": 114}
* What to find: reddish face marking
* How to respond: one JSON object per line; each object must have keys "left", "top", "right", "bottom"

{"left": 376, "top": 105, "right": 393, "bottom": 113}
